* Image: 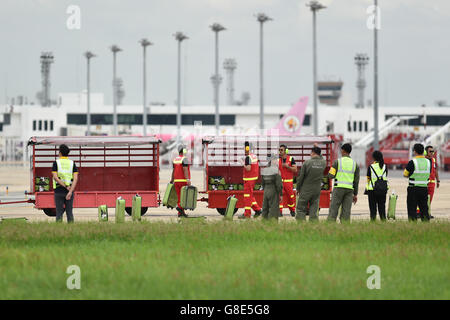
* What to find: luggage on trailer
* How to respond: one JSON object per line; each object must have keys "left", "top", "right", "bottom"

{"left": 132, "top": 194, "right": 142, "bottom": 221}
{"left": 180, "top": 186, "right": 198, "bottom": 210}
{"left": 225, "top": 195, "right": 238, "bottom": 220}
{"left": 98, "top": 205, "right": 108, "bottom": 222}
{"left": 163, "top": 183, "right": 178, "bottom": 209}
{"left": 388, "top": 192, "right": 397, "bottom": 220}
{"left": 115, "top": 197, "right": 125, "bottom": 223}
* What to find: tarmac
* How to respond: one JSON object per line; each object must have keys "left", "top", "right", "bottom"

{"left": 0, "top": 165, "right": 449, "bottom": 222}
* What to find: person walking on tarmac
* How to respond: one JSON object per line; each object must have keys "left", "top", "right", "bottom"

{"left": 261, "top": 154, "right": 283, "bottom": 220}
{"left": 365, "top": 150, "right": 388, "bottom": 221}
{"left": 296, "top": 146, "right": 326, "bottom": 222}
{"left": 404, "top": 143, "right": 431, "bottom": 222}
{"left": 170, "top": 145, "right": 191, "bottom": 218}
{"left": 52, "top": 144, "right": 79, "bottom": 223}
{"left": 418, "top": 145, "right": 440, "bottom": 219}
{"left": 278, "top": 144, "right": 297, "bottom": 217}
{"left": 327, "top": 143, "right": 360, "bottom": 222}
{"left": 239, "top": 141, "right": 262, "bottom": 219}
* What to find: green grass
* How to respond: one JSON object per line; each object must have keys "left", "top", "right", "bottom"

{"left": 0, "top": 220, "right": 449, "bottom": 299}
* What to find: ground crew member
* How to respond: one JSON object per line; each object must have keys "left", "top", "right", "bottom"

{"left": 421, "top": 145, "right": 439, "bottom": 219}
{"left": 278, "top": 144, "right": 297, "bottom": 217}
{"left": 170, "top": 145, "right": 190, "bottom": 218}
{"left": 296, "top": 146, "right": 326, "bottom": 222}
{"left": 51, "top": 144, "right": 78, "bottom": 223}
{"left": 261, "top": 154, "right": 283, "bottom": 220}
{"left": 239, "top": 141, "right": 262, "bottom": 219}
{"left": 365, "top": 150, "right": 388, "bottom": 221}
{"left": 404, "top": 143, "right": 431, "bottom": 222}
{"left": 327, "top": 143, "right": 360, "bottom": 222}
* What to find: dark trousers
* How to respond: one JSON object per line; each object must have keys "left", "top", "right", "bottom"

{"left": 367, "top": 191, "right": 386, "bottom": 221}
{"left": 407, "top": 186, "right": 429, "bottom": 222}
{"left": 54, "top": 192, "right": 74, "bottom": 223}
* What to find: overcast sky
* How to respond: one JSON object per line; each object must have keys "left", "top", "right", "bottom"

{"left": 0, "top": 0, "right": 449, "bottom": 107}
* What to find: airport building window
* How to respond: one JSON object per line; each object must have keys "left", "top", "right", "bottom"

{"left": 50, "top": 121, "right": 54, "bottom": 131}
{"left": 353, "top": 121, "right": 357, "bottom": 132}
{"left": 67, "top": 114, "right": 87, "bottom": 125}
{"left": 44, "top": 120, "right": 48, "bottom": 131}
{"left": 365, "top": 121, "right": 368, "bottom": 132}
{"left": 147, "top": 114, "right": 177, "bottom": 125}
{"left": 303, "top": 115, "right": 311, "bottom": 126}
{"left": 348, "top": 121, "right": 351, "bottom": 132}
{"left": 92, "top": 114, "right": 113, "bottom": 125}
{"left": 38, "top": 120, "right": 42, "bottom": 131}
{"left": 33, "top": 120, "right": 36, "bottom": 131}
{"left": 0, "top": 123, "right": 3, "bottom": 132}
{"left": 3, "top": 114, "right": 11, "bottom": 125}
{"left": 359, "top": 121, "right": 362, "bottom": 132}
{"left": 118, "top": 114, "right": 143, "bottom": 125}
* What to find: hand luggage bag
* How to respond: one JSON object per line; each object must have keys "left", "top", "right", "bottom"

{"left": 180, "top": 186, "right": 198, "bottom": 210}
{"left": 225, "top": 195, "right": 238, "bottom": 220}
{"left": 388, "top": 192, "right": 397, "bottom": 220}
{"left": 98, "top": 205, "right": 108, "bottom": 222}
{"left": 163, "top": 183, "right": 178, "bottom": 209}
{"left": 115, "top": 197, "right": 126, "bottom": 223}
{"left": 132, "top": 194, "right": 142, "bottom": 221}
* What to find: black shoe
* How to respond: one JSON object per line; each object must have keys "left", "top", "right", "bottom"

{"left": 430, "top": 215, "right": 435, "bottom": 219}
{"left": 254, "top": 210, "right": 262, "bottom": 218}
{"left": 176, "top": 207, "right": 188, "bottom": 218}
{"left": 290, "top": 211, "right": 296, "bottom": 217}
{"left": 279, "top": 212, "right": 283, "bottom": 217}
{"left": 238, "top": 214, "right": 250, "bottom": 219}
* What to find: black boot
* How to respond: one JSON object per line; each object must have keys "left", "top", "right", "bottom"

{"left": 254, "top": 210, "right": 262, "bottom": 218}
{"left": 176, "top": 207, "right": 188, "bottom": 218}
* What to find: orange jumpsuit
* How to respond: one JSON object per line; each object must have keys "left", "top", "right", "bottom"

{"left": 279, "top": 155, "right": 296, "bottom": 214}
{"left": 173, "top": 155, "right": 190, "bottom": 210}
{"left": 243, "top": 153, "right": 262, "bottom": 217}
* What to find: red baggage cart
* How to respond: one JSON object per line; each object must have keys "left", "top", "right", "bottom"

{"left": 27, "top": 136, "right": 161, "bottom": 216}
{"left": 200, "top": 136, "right": 335, "bottom": 215}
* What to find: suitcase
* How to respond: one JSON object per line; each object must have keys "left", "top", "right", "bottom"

{"left": 388, "top": 193, "right": 397, "bottom": 220}
{"left": 163, "top": 183, "right": 178, "bottom": 209}
{"left": 225, "top": 195, "right": 238, "bottom": 220}
{"left": 180, "top": 186, "right": 198, "bottom": 210}
{"left": 98, "top": 205, "right": 108, "bottom": 222}
{"left": 132, "top": 194, "right": 142, "bottom": 221}
{"left": 115, "top": 197, "right": 125, "bottom": 223}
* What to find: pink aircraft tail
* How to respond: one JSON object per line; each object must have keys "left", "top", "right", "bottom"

{"left": 267, "top": 96, "right": 308, "bottom": 136}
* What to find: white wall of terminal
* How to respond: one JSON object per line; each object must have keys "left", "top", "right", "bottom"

{"left": 1, "top": 91, "right": 449, "bottom": 162}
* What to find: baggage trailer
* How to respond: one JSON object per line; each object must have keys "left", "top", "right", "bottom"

{"left": 201, "top": 136, "right": 335, "bottom": 215}
{"left": 27, "top": 136, "right": 161, "bottom": 216}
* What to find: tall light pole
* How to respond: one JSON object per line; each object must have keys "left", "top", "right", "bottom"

{"left": 210, "top": 23, "right": 226, "bottom": 136}
{"left": 256, "top": 13, "right": 272, "bottom": 131}
{"left": 84, "top": 51, "right": 96, "bottom": 136}
{"left": 354, "top": 53, "right": 369, "bottom": 109}
{"left": 373, "top": 0, "right": 380, "bottom": 150}
{"left": 110, "top": 45, "right": 122, "bottom": 136}
{"left": 174, "top": 32, "right": 188, "bottom": 145}
{"left": 306, "top": 1, "right": 326, "bottom": 135}
{"left": 140, "top": 39, "right": 153, "bottom": 136}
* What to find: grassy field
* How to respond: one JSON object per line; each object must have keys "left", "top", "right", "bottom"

{"left": 0, "top": 220, "right": 449, "bottom": 300}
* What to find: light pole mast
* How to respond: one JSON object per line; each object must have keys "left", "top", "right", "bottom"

{"left": 255, "top": 13, "right": 272, "bottom": 131}
{"left": 354, "top": 53, "right": 369, "bottom": 108}
{"left": 110, "top": 45, "right": 122, "bottom": 136}
{"left": 210, "top": 23, "right": 226, "bottom": 136}
{"left": 174, "top": 32, "right": 188, "bottom": 145}
{"left": 84, "top": 51, "right": 96, "bottom": 136}
{"left": 373, "top": 0, "right": 380, "bottom": 150}
{"left": 140, "top": 39, "right": 153, "bottom": 136}
{"left": 306, "top": 1, "right": 326, "bottom": 136}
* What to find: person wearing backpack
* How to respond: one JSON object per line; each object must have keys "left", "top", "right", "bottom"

{"left": 365, "top": 150, "right": 388, "bottom": 221}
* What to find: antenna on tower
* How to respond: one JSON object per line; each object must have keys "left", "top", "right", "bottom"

{"left": 354, "top": 53, "right": 369, "bottom": 108}
{"left": 223, "top": 58, "right": 237, "bottom": 105}
{"left": 38, "top": 52, "right": 54, "bottom": 107}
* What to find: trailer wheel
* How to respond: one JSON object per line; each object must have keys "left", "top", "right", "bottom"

{"left": 43, "top": 208, "right": 56, "bottom": 217}
{"left": 125, "top": 207, "right": 148, "bottom": 216}
{"left": 216, "top": 208, "right": 238, "bottom": 216}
